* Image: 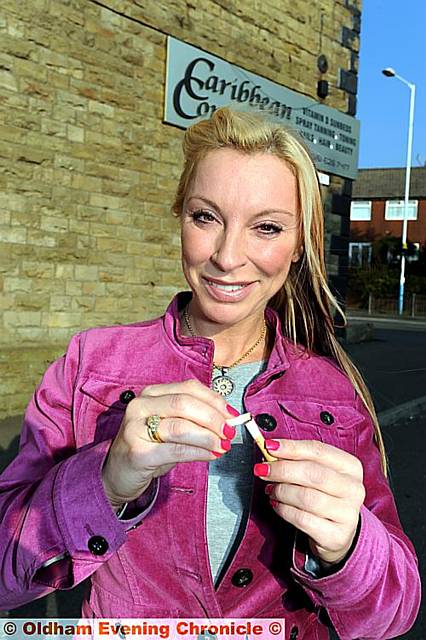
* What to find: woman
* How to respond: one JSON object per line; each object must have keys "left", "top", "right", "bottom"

{"left": 0, "top": 108, "right": 420, "bottom": 639}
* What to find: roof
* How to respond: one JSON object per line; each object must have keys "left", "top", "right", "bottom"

{"left": 352, "top": 166, "right": 426, "bottom": 199}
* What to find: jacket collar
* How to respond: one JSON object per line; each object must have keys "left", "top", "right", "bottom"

{"left": 162, "top": 292, "right": 291, "bottom": 372}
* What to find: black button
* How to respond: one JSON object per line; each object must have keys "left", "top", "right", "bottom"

{"left": 120, "top": 390, "right": 135, "bottom": 404}
{"left": 290, "top": 626, "right": 298, "bottom": 640}
{"left": 320, "top": 411, "right": 334, "bottom": 425}
{"left": 231, "top": 568, "right": 253, "bottom": 587}
{"left": 255, "top": 413, "right": 277, "bottom": 432}
{"left": 88, "top": 535, "right": 109, "bottom": 556}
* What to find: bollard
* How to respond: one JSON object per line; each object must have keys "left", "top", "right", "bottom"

{"left": 411, "top": 293, "right": 416, "bottom": 318}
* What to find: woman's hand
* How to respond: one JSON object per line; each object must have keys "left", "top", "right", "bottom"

{"left": 102, "top": 379, "right": 236, "bottom": 509}
{"left": 254, "top": 439, "right": 365, "bottom": 566}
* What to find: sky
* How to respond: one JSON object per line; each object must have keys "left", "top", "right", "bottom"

{"left": 357, "top": 0, "right": 426, "bottom": 168}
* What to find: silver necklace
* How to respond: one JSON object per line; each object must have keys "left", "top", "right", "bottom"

{"left": 183, "top": 306, "right": 267, "bottom": 397}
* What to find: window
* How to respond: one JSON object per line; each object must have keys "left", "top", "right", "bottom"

{"left": 385, "top": 200, "right": 418, "bottom": 220}
{"left": 350, "top": 201, "right": 372, "bottom": 221}
{"left": 349, "top": 242, "right": 372, "bottom": 267}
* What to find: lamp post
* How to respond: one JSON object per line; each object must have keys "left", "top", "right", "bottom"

{"left": 382, "top": 67, "right": 416, "bottom": 315}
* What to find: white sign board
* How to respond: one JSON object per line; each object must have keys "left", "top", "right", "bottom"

{"left": 165, "top": 37, "right": 360, "bottom": 180}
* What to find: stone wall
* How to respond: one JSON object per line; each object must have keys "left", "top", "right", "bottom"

{"left": 0, "top": 0, "right": 361, "bottom": 420}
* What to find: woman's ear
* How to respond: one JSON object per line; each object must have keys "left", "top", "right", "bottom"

{"left": 291, "top": 245, "right": 304, "bottom": 263}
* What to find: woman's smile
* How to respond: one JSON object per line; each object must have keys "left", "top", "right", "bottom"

{"left": 201, "top": 276, "right": 257, "bottom": 301}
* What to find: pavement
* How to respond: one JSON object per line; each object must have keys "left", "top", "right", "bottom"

{"left": 347, "top": 310, "right": 426, "bottom": 332}
{"left": 0, "top": 317, "right": 425, "bottom": 637}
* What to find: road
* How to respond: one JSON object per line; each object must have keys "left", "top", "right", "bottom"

{"left": 346, "top": 325, "right": 426, "bottom": 639}
{"left": 346, "top": 327, "right": 426, "bottom": 413}
{"left": 378, "top": 410, "right": 426, "bottom": 640}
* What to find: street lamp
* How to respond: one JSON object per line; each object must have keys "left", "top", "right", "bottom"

{"left": 382, "top": 67, "right": 416, "bottom": 315}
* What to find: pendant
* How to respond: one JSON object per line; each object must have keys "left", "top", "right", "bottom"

{"left": 212, "top": 368, "right": 234, "bottom": 397}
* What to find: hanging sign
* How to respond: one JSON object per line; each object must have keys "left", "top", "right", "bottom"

{"left": 165, "top": 36, "right": 360, "bottom": 180}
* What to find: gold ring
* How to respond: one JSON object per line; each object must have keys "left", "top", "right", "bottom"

{"left": 146, "top": 415, "right": 164, "bottom": 443}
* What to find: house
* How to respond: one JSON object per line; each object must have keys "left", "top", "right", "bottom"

{"left": 349, "top": 166, "right": 426, "bottom": 266}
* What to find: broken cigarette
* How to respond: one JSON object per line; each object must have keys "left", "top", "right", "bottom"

{"left": 227, "top": 412, "right": 278, "bottom": 462}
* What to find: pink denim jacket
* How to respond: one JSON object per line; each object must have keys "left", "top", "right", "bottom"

{"left": 0, "top": 293, "right": 420, "bottom": 639}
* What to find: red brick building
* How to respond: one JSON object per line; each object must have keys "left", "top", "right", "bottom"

{"left": 350, "top": 166, "right": 426, "bottom": 266}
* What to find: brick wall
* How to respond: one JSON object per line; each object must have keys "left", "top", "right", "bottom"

{"left": 0, "top": 0, "right": 361, "bottom": 420}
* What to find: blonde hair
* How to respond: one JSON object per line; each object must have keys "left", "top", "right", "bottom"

{"left": 172, "top": 107, "right": 387, "bottom": 474}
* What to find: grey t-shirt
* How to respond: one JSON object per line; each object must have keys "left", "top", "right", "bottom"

{"left": 207, "top": 360, "right": 267, "bottom": 584}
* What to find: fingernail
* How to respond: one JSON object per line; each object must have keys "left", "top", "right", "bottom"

{"left": 223, "top": 423, "right": 236, "bottom": 439}
{"left": 264, "top": 484, "right": 273, "bottom": 495}
{"left": 270, "top": 499, "right": 279, "bottom": 508}
{"left": 265, "top": 438, "right": 280, "bottom": 451}
{"left": 254, "top": 463, "right": 270, "bottom": 477}
{"left": 211, "top": 451, "right": 222, "bottom": 458}
{"left": 220, "top": 439, "right": 231, "bottom": 451}
{"left": 226, "top": 404, "right": 239, "bottom": 417}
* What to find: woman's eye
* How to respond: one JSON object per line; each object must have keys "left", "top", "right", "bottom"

{"left": 256, "top": 223, "right": 283, "bottom": 235}
{"left": 189, "top": 210, "right": 217, "bottom": 224}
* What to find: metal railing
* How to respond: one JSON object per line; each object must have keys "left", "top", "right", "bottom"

{"left": 367, "top": 293, "right": 426, "bottom": 317}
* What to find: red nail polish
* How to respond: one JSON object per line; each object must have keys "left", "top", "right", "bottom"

{"left": 264, "top": 484, "right": 273, "bottom": 495}
{"left": 254, "top": 463, "right": 270, "bottom": 477}
{"left": 220, "top": 439, "right": 231, "bottom": 452}
{"left": 265, "top": 438, "right": 280, "bottom": 451}
{"left": 223, "top": 423, "right": 236, "bottom": 439}
{"left": 270, "top": 499, "right": 279, "bottom": 508}
{"left": 226, "top": 404, "right": 239, "bottom": 417}
{"left": 212, "top": 451, "right": 222, "bottom": 458}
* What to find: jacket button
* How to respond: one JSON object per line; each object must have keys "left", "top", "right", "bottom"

{"left": 88, "top": 535, "right": 109, "bottom": 556}
{"left": 255, "top": 413, "right": 277, "bottom": 432}
{"left": 231, "top": 568, "right": 253, "bottom": 587}
{"left": 290, "top": 626, "right": 298, "bottom": 640}
{"left": 320, "top": 411, "right": 334, "bottom": 425}
{"left": 120, "top": 390, "right": 135, "bottom": 404}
